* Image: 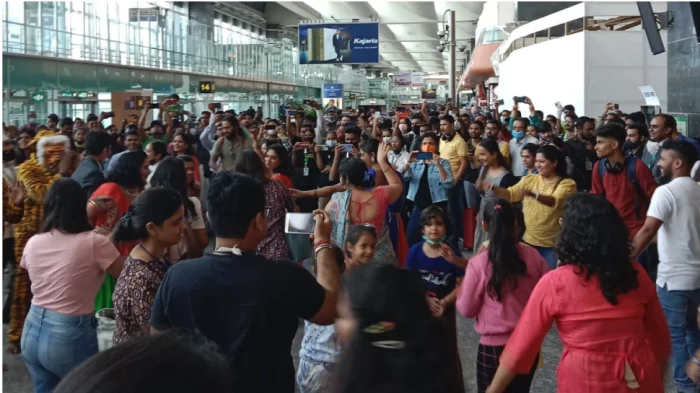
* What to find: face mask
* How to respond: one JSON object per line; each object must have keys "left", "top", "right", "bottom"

{"left": 28, "top": 118, "right": 37, "bottom": 124}
{"left": 3, "top": 149, "right": 16, "bottom": 162}
{"left": 501, "top": 117, "right": 510, "bottom": 124}
{"left": 382, "top": 137, "right": 392, "bottom": 144}
{"left": 399, "top": 124, "right": 409, "bottom": 133}
{"left": 326, "top": 139, "right": 337, "bottom": 148}
{"left": 511, "top": 131, "right": 524, "bottom": 139}
{"left": 392, "top": 148, "right": 403, "bottom": 155}
{"left": 267, "top": 129, "right": 277, "bottom": 136}
{"left": 422, "top": 235, "right": 447, "bottom": 245}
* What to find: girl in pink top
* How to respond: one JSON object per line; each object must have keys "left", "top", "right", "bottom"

{"left": 456, "top": 198, "right": 549, "bottom": 393}
{"left": 20, "top": 179, "right": 123, "bottom": 393}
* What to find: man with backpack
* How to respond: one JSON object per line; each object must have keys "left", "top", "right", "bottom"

{"left": 591, "top": 123, "right": 657, "bottom": 241}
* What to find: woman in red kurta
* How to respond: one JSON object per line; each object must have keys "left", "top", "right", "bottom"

{"left": 486, "top": 194, "right": 670, "bottom": 393}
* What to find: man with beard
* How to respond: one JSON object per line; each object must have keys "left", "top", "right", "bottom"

{"left": 563, "top": 116, "right": 598, "bottom": 191}
{"left": 210, "top": 115, "right": 253, "bottom": 173}
{"left": 7, "top": 131, "right": 70, "bottom": 354}
{"left": 485, "top": 120, "right": 510, "bottom": 166}
{"left": 623, "top": 123, "right": 649, "bottom": 159}
{"left": 630, "top": 140, "right": 700, "bottom": 393}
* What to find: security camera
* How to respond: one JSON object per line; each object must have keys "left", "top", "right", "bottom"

{"left": 458, "top": 45, "right": 467, "bottom": 52}
{"left": 436, "top": 44, "right": 446, "bottom": 52}
{"left": 437, "top": 30, "right": 447, "bottom": 39}
{"left": 440, "top": 38, "right": 448, "bottom": 46}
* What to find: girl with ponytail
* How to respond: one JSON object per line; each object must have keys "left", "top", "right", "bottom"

{"left": 456, "top": 198, "right": 550, "bottom": 393}
{"left": 112, "top": 187, "right": 185, "bottom": 345}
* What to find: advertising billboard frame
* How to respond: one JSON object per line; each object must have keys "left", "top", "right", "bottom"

{"left": 298, "top": 22, "right": 380, "bottom": 65}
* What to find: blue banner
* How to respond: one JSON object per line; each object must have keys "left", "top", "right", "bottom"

{"left": 299, "top": 23, "right": 379, "bottom": 65}
{"left": 323, "top": 84, "right": 343, "bottom": 98}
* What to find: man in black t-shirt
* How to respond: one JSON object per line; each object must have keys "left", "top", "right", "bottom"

{"left": 563, "top": 116, "right": 598, "bottom": 191}
{"left": 150, "top": 172, "right": 340, "bottom": 393}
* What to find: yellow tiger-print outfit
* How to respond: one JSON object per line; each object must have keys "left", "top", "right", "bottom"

{"left": 7, "top": 155, "right": 61, "bottom": 346}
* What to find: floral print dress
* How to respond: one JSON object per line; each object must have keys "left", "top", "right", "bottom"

{"left": 113, "top": 257, "right": 168, "bottom": 345}
{"left": 257, "top": 179, "right": 296, "bottom": 260}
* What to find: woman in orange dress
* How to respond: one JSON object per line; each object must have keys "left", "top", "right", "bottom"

{"left": 88, "top": 150, "right": 149, "bottom": 311}
{"left": 486, "top": 194, "right": 670, "bottom": 393}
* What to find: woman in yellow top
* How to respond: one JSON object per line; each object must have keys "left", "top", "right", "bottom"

{"left": 477, "top": 145, "right": 576, "bottom": 269}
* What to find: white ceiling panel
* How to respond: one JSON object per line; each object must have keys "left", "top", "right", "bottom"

{"left": 283, "top": 1, "right": 484, "bottom": 73}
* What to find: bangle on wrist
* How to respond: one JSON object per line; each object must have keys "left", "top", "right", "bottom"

{"left": 314, "top": 243, "right": 333, "bottom": 257}
{"left": 313, "top": 240, "right": 330, "bottom": 249}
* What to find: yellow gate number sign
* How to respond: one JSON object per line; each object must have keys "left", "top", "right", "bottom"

{"left": 198, "top": 81, "right": 215, "bottom": 93}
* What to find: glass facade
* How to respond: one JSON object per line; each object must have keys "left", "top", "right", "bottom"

{"left": 2, "top": 1, "right": 369, "bottom": 124}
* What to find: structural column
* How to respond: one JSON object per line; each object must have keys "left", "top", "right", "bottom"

{"left": 449, "top": 10, "right": 456, "bottom": 103}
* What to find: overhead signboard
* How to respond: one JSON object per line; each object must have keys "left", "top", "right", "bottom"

{"left": 393, "top": 73, "right": 411, "bottom": 87}
{"left": 322, "top": 84, "right": 343, "bottom": 109}
{"left": 298, "top": 22, "right": 379, "bottom": 65}
{"left": 411, "top": 72, "right": 424, "bottom": 88}
{"left": 57, "top": 91, "right": 98, "bottom": 100}
{"left": 322, "top": 84, "right": 343, "bottom": 98}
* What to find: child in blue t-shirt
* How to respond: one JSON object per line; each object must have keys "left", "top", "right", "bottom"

{"left": 405, "top": 205, "right": 467, "bottom": 391}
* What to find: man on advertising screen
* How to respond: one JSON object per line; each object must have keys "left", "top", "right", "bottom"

{"left": 332, "top": 29, "right": 343, "bottom": 62}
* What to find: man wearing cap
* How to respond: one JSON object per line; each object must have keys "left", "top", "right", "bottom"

{"left": 7, "top": 130, "right": 70, "bottom": 354}
{"left": 138, "top": 102, "right": 175, "bottom": 150}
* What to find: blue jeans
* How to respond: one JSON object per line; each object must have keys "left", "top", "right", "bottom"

{"left": 21, "top": 304, "right": 99, "bottom": 393}
{"left": 532, "top": 246, "right": 558, "bottom": 270}
{"left": 656, "top": 284, "right": 700, "bottom": 393}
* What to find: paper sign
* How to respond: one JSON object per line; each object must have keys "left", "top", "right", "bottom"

{"left": 639, "top": 86, "right": 661, "bottom": 107}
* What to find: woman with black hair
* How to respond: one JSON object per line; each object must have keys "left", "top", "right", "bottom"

{"left": 234, "top": 150, "right": 296, "bottom": 260}
{"left": 88, "top": 150, "right": 149, "bottom": 311}
{"left": 265, "top": 143, "right": 295, "bottom": 189}
{"left": 112, "top": 188, "right": 185, "bottom": 345}
{"left": 479, "top": 145, "right": 577, "bottom": 269}
{"left": 54, "top": 330, "right": 232, "bottom": 393}
{"left": 486, "top": 194, "right": 670, "bottom": 393}
{"left": 456, "top": 199, "right": 549, "bottom": 393}
{"left": 150, "top": 157, "right": 208, "bottom": 261}
{"left": 176, "top": 155, "right": 200, "bottom": 198}
{"left": 144, "top": 140, "right": 167, "bottom": 188}
{"left": 14, "top": 128, "right": 36, "bottom": 166}
{"left": 171, "top": 131, "right": 201, "bottom": 185}
{"left": 472, "top": 138, "right": 518, "bottom": 249}
{"left": 333, "top": 264, "right": 457, "bottom": 393}
{"left": 20, "top": 179, "right": 122, "bottom": 392}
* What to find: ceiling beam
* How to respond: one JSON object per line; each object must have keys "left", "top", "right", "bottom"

{"left": 381, "top": 38, "right": 473, "bottom": 43}
{"left": 382, "top": 20, "right": 478, "bottom": 25}
{"left": 276, "top": 2, "right": 322, "bottom": 21}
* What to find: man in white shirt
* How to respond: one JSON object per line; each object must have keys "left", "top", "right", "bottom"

{"left": 508, "top": 117, "right": 538, "bottom": 176}
{"left": 632, "top": 140, "right": 700, "bottom": 393}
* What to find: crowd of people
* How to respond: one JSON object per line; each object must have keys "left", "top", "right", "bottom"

{"left": 3, "top": 94, "right": 700, "bottom": 393}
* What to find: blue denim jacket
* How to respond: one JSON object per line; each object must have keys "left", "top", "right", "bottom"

{"left": 403, "top": 158, "right": 454, "bottom": 203}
